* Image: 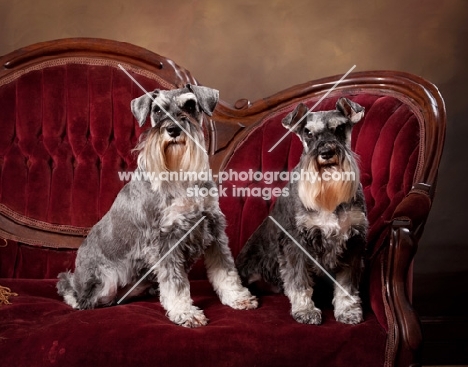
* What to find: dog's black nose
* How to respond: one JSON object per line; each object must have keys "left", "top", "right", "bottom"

{"left": 166, "top": 125, "right": 182, "bottom": 138}
{"left": 318, "top": 144, "right": 336, "bottom": 160}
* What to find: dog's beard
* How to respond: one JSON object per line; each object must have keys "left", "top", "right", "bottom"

{"left": 135, "top": 127, "right": 208, "bottom": 190}
{"left": 164, "top": 141, "right": 189, "bottom": 171}
{"left": 298, "top": 151, "right": 360, "bottom": 212}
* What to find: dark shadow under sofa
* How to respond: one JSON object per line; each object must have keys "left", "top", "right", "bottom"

{"left": 0, "top": 39, "right": 445, "bottom": 367}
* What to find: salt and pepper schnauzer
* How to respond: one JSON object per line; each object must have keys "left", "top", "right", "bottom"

{"left": 236, "top": 98, "right": 368, "bottom": 325}
{"left": 57, "top": 84, "right": 257, "bottom": 327}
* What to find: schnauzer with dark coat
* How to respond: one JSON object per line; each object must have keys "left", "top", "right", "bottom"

{"left": 236, "top": 98, "right": 368, "bottom": 325}
{"left": 57, "top": 84, "right": 257, "bottom": 327}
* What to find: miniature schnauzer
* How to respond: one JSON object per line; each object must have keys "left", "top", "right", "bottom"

{"left": 236, "top": 98, "right": 368, "bottom": 325}
{"left": 57, "top": 84, "right": 257, "bottom": 327}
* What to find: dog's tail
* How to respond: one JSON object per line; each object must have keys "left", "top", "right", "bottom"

{"left": 57, "top": 271, "right": 79, "bottom": 309}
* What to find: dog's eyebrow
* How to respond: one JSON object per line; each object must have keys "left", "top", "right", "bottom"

{"left": 176, "top": 93, "right": 197, "bottom": 106}
{"left": 153, "top": 94, "right": 170, "bottom": 108}
{"left": 327, "top": 117, "right": 348, "bottom": 129}
{"left": 304, "top": 114, "right": 325, "bottom": 134}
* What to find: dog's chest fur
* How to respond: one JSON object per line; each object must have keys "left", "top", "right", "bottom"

{"left": 296, "top": 206, "right": 365, "bottom": 239}
{"left": 294, "top": 205, "right": 366, "bottom": 269}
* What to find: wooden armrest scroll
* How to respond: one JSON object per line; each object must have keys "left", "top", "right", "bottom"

{"left": 383, "top": 220, "right": 423, "bottom": 367}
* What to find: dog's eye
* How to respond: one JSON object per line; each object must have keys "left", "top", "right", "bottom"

{"left": 304, "top": 128, "right": 313, "bottom": 137}
{"left": 335, "top": 125, "right": 345, "bottom": 135}
{"left": 153, "top": 105, "right": 162, "bottom": 114}
{"left": 182, "top": 99, "right": 197, "bottom": 114}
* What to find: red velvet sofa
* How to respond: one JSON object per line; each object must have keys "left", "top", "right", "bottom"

{"left": 0, "top": 39, "right": 446, "bottom": 367}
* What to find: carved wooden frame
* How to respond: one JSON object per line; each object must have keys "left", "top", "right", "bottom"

{"left": 0, "top": 38, "right": 446, "bottom": 367}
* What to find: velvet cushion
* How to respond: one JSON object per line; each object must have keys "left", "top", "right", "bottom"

{"left": 0, "top": 278, "right": 386, "bottom": 367}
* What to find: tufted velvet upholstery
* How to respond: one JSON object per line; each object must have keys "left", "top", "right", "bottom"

{"left": 0, "top": 62, "right": 167, "bottom": 226}
{"left": 0, "top": 39, "right": 446, "bottom": 367}
{"left": 0, "top": 59, "right": 181, "bottom": 278}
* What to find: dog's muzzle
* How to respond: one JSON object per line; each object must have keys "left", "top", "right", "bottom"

{"left": 316, "top": 142, "right": 339, "bottom": 166}
{"left": 166, "top": 125, "right": 182, "bottom": 138}
{"left": 163, "top": 123, "right": 188, "bottom": 150}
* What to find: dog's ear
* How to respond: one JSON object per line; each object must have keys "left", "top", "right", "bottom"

{"left": 131, "top": 90, "right": 158, "bottom": 127}
{"left": 186, "top": 84, "right": 219, "bottom": 116}
{"left": 282, "top": 103, "right": 309, "bottom": 132}
{"left": 336, "top": 98, "right": 365, "bottom": 124}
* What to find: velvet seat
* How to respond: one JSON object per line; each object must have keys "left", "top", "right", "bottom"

{"left": 0, "top": 38, "right": 446, "bottom": 367}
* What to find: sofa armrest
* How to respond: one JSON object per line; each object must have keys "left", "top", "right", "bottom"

{"left": 392, "top": 183, "right": 432, "bottom": 239}
{"left": 377, "top": 219, "right": 422, "bottom": 367}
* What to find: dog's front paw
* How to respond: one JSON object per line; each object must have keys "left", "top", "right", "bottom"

{"left": 292, "top": 307, "right": 322, "bottom": 325}
{"left": 220, "top": 288, "right": 258, "bottom": 310}
{"left": 170, "top": 307, "right": 209, "bottom": 328}
{"left": 335, "top": 304, "right": 363, "bottom": 325}
{"left": 230, "top": 293, "right": 258, "bottom": 310}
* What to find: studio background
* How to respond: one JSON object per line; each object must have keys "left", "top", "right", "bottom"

{"left": 1, "top": 0, "right": 467, "bottom": 364}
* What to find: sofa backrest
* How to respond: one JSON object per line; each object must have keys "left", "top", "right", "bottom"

{"left": 218, "top": 93, "right": 417, "bottom": 257}
{"left": 211, "top": 73, "right": 445, "bottom": 260}
{"left": 0, "top": 38, "right": 199, "bottom": 278}
{"left": 0, "top": 40, "right": 445, "bottom": 281}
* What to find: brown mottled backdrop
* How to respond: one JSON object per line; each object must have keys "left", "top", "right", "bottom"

{"left": 1, "top": 0, "right": 467, "bottom": 363}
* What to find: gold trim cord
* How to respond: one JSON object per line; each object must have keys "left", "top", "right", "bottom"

{"left": 0, "top": 285, "right": 18, "bottom": 305}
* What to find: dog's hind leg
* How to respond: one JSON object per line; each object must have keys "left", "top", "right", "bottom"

{"left": 57, "top": 271, "right": 79, "bottom": 309}
{"left": 235, "top": 229, "right": 266, "bottom": 286}
{"left": 57, "top": 270, "right": 101, "bottom": 310}
{"left": 70, "top": 268, "right": 119, "bottom": 309}
{"left": 279, "top": 241, "right": 322, "bottom": 325}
